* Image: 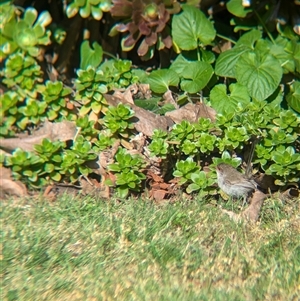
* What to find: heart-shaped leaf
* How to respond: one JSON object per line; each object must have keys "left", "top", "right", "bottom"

{"left": 287, "top": 81, "right": 300, "bottom": 113}
{"left": 146, "top": 69, "right": 179, "bottom": 93}
{"left": 172, "top": 5, "right": 216, "bottom": 50}
{"left": 210, "top": 83, "right": 250, "bottom": 114}
{"left": 80, "top": 40, "right": 103, "bottom": 70}
{"left": 180, "top": 61, "right": 213, "bottom": 93}
{"left": 236, "top": 51, "right": 282, "bottom": 100}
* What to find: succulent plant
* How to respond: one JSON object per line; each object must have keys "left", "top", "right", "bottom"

{"left": 0, "top": 91, "right": 19, "bottom": 137}
{"left": 37, "top": 81, "right": 74, "bottom": 121}
{"left": 110, "top": 0, "right": 181, "bottom": 58}
{"left": 74, "top": 66, "right": 108, "bottom": 115}
{"left": 1, "top": 6, "right": 52, "bottom": 58}
{"left": 107, "top": 147, "right": 147, "bottom": 198}
{"left": 2, "top": 52, "right": 43, "bottom": 96}
{"left": 66, "top": 0, "right": 112, "bottom": 20}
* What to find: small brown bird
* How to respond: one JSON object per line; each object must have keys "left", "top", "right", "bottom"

{"left": 216, "top": 163, "right": 256, "bottom": 201}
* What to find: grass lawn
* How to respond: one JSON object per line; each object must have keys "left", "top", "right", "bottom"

{"left": 1, "top": 195, "right": 299, "bottom": 301}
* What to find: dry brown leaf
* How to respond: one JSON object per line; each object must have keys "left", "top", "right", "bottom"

{"left": 222, "top": 190, "right": 267, "bottom": 223}
{"left": 273, "top": 187, "right": 300, "bottom": 202}
{"left": 163, "top": 90, "right": 178, "bottom": 109}
{"left": 152, "top": 189, "right": 167, "bottom": 201}
{"left": 78, "top": 176, "right": 110, "bottom": 198}
{"left": 241, "top": 190, "right": 267, "bottom": 222}
{"left": 165, "top": 102, "right": 216, "bottom": 123}
{"left": 0, "top": 167, "right": 27, "bottom": 198}
{"left": 0, "top": 120, "right": 77, "bottom": 153}
{"left": 212, "top": 40, "right": 232, "bottom": 54}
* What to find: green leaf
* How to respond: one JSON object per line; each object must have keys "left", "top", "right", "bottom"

{"left": 180, "top": 61, "right": 213, "bottom": 93}
{"left": 36, "top": 11, "right": 52, "bottom": 27}
{"left": 80, "top": 40, "right": 103, "bottom": 69}
{"left": 226, "top": 0, "right": 252, "bottom": 18}
{"left": 172, "top": 5, "right": 216, "bottom": 50}
{"left": 80, "top": 2, "right": 91, "bottom": 18}
{"left": 24, "top": 8, "right": 38, "bottom": 26}
{"left": 66, "top": 3, "right": 79, "bottom": 18}
{"left": 23, "top": 170, "right": 33, "bottom": 177}
{"left": 116, "top": 187, "right": 129, "bottom": 198}
{"left": 286, "top": 81, "right": 300, "bottom": 113}
{"left": 235, "top": 52, "right": 282, "bottom": 101}
{"left": 186, "top": 183, "right": 200, "bottom": 193}
{"left": 147, "top": 69, "right": 179, "bottom": 93}
{"left": 44, "top": 163, "right": 55, "bottom": 173}
{"left": 210, "top": 83, "right": 250, "bottom": 114}
{"left": 91, "top": 6, "right": 103, "bottom": 20}
{"left": 108, "top": 163, "right": 121, "bottom": 172}
{"left": 236, "top": 29, "right": 262, "bottom": 48}
{"left": 215, "top": 46, "right": 250, "bottom": 78}
{"left": 51, "top": 172, "right": 61, "bottom": 181}
{"left": 270, "top": 39, "right": 295, "bottom": 74}
{"left": 169, "top": 54, "right": 189, "bottom": 74}
{"left": 134, "top": 97, "right": 161, "bottom": 112}
{"left": 215, "top": 30, "right": 262, "bottom": 78}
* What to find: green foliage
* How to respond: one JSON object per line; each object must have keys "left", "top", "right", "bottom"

{"left": 1, "top": 6, "right": 52, "bottom": 58}
{"left": 186, "top": 170, "right": 216, "bottom": 197}
{"left": 212, "top": 151, "right": 242, "bottom": 168}
{"left": 196, "top": 133, "right": 217, "bottom": 153}
{"left": 149, "top": 102, "right": 300, "bottom": 190}
{"left": 93, "top": 132, "right": 116, "bottom": 151}
{"left": 176, "top": 60, "right": 214, "bottom": 94}
{"left": 34, "top": 139, "right": 65, "bottom": 182}
{"left": 146, "top": 69, "right": 179, "bottom": 94}
{"left": 4, "top": 148, "right": 43, "bottom": 186}
{"left": 172, "top": 5, "right": 216, "bottom": 50}
{"left": 214, "top": 29, "right": 299, "bottom": 104}
{"left": 38, "top": 81, "right": 73, "bottom": 121}
{"left": 61, "top": 136, "right": 97, "bottom": 182}
{"left": 76, "top": 116, "right": 99, "bottom": 140}
{"left": 75, "top": 66, "right": 108, "bottom": 115}
{"left": 102, "top": 104, "right": 135, "bottom": 138}
{"left": 3, "top": 136, "right": 98, "bottom": 186}
{"left": 210, "top": 83, "right": 250, "bottom": 114}
{"left": 287, "top": 81, "right": 300, "bottom": 113}
{"left": 2, "top": 52, "right": 43, "bottom": 95}
{"left": 100, "top": 59, "right": 140, "bottom": 89}
{"left": 134, "top": 97, "right": 175, "bottom": 115}
{"left": 107, "top": 148, "right": 146, "bottom": 198}
{"left": 75, "top": 60, "right": 140, "bottom": 116}
{"left": 148, "top": 138, "right": 169, "bottom": 158}
{"left": 235, "top": 51, "right": 282, "bottom": 101}
{"left": 67, "top": 0, "right": 111, "bottom": 20}
{"left": 0, "top": 91, "right": 19, "bottom": 136}
{"left": 1, "top": 0, "right": 300, "bottom": 197}
{"left": 173, "top": 157, "right": 198, "bottom": 185}
{"left": 18, "top": 98, "right": 48, "bottom": 129}
{"left": 266, "top": 146, "right": 300, "bottom": 186}
{"left": 80, "top": 40, "right": 103, "bottom": 69}
{"left": 148, "top": 54, "right": 214, "bottom": 95}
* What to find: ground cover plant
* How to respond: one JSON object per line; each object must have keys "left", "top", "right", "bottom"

{"left": 0, "top": 0, "right": 300, "bottom": 299}
{"left": 1, "top": 0, "right": 299, "bottom": 200}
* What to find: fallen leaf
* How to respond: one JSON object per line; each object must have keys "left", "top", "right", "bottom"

{"left": 0, "top": 120, "right": 77, "bottom": 153}
{"left": 165, "top": 102, "right": 216, "bottom": 123}
{"left": 0, "top": 167, "right": 27, "bottom": 198}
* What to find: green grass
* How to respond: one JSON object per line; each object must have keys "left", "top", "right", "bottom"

{"left": 1, "top": 195, "right": 299, "bottom": 301}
